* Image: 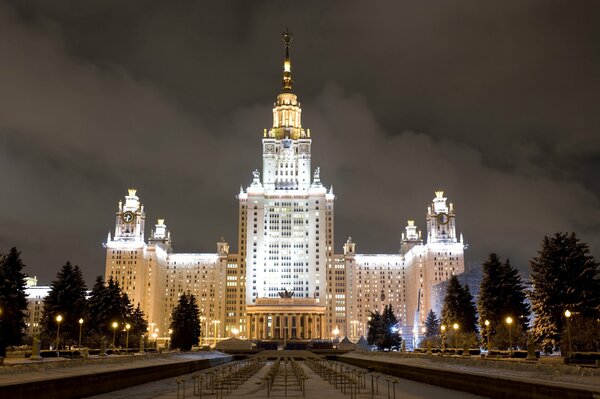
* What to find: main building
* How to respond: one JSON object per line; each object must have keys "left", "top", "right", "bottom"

{"left": 104, "top": 32, "right": 466, "bottom": 348}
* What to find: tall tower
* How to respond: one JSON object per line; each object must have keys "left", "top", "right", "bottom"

{"left": 239, "top": 30, "right": 335, "bottom": 308}
{"left": 105, "top": 189, "right": 147, "bottom": 313}
{"left": 426, "top": 191, "right": 458, "bottom": 243}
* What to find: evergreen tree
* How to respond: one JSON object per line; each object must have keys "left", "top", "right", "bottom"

{"left": 441, "top": 276, "right": 478, "bottom": 334}
{"left": 478, "top": 254, "right": 530, "bottom": 349}
{"left": 0, "top": 248, "right": 28, "bottom": 356}
{"left": 424, "top": 310, "right": 440, "bottom": 339}
{"left": 129, "top": 303, "right": 148, "bottom": 348}
{"left": 366, "top": 310, "right": 382, "bottom": 348}
{"left": 169, "top": 293, "right": 201, "bottom": 351}
{"left": 85, "top": 276, "right": 108, "bottom": 343}
{"left": 478, "top": 253, "right": 504, "bottom": 346}
{"left": 40, "top": 262, "right": 87, "bottom": 348}
{"left": 366, "top": 305, "right": 402, "bottom": 350}
{"left": 85, "top": 276, "right": 136, "bottom": 347}
{"left": 530, "top": 232, "right": 600, "bottom": 351}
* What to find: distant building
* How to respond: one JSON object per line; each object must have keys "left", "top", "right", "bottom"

{"left": 24, "top": 277, "right": 51, "bottom": 338}
{"left": 103, "top": 32, "right": 467, "bottom": 347}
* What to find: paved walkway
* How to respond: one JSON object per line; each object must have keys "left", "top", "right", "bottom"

{"left": 87, "top": 360, "right": 484, "bottom": 399}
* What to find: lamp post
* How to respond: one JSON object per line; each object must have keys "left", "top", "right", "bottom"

{"left": 78, "top": 318, "right": 84, "bottom": 348}
{"left": 505, "top": 317, "right": 513, "bottom": 356}
{"left": 167, "top": 328, "right": 172, "bottom": 350}
{"left": 112, "top": 321, "right": 119, "bottom": 348}
{"left": 152, "top": 332, "right": 158, "bottom": 350}
{"left": 452, "top": 323, "right": 459, "bottom": 350}
{"left": 564, "top": 310, "right": 572, "bottom": 359}
{"left": 199, "top": 316, "right": 206, "bottom": 346}
{"left": 231, "top": 327, "right": 239, "bottom": 338}
{"left": 125, "top": 324, "right": 131, "bottom": 353}
{"left": 350, "top": 320, "right": 359, "bottom": 340}
{"left": 484, "top": 320, "right": 490, "bottom": 351}
{"left": 332, "top": 326, "right": 340, "bottom": 348}
{"left": 441, "top": 325, "right": 446, "bottom": 352}
{"left": 212, "top": 320, "right": 220, "bottom": 347}
{"left": 55, "top": 314, "right": 63, "bottom": 351}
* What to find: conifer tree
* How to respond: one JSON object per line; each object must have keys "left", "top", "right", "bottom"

{"left": 0, "top": 248, "right": 28, "bottom": 356}
{"left": 366, "top": 305, "right": 401, "bottom": 350}
{"left": 169, "top": 293, "right": 201, "bottom": 351}
{"left": 40, "top": 262, "right": 88, "bottom": 348}
{"left": 442, "top": 275, "right": 478, "bottom": 333}
{"left": 366, "top": 310, "right": 382, "bottom": 347}
{"left": 478, "top": 254, "right": 530, "bottom": 349}
{"left": 530, "top": 232, "right": 600, "bottom": 351}
{"left": 424, "top": 310, "right": 440, "bottom": 339}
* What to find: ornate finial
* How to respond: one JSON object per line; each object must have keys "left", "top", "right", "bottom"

{"left": 278, "top": 288, "right": 294, "bottom": 299}
{"left": 128, "top": 188, "right": 137, "bottom": 197}
{"left": 282, "top": 28, "right": 293, "bottom": 45}
{"left": 157, "top": 219, "right": 165, "bottom": 226}
{"left": 435, "top": 190, "right": 444, "bottom": 199}
{"left": 281, "top": 29, "right": 293, "bottom": 92}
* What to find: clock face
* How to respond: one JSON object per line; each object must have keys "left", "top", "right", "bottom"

{"left": 437, "top": 212, "right": 449, "bottom": 225}
{"left": 122, "top": 211, "right": 135, "bottom": 223}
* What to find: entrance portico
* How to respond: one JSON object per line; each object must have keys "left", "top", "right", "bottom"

{"left": 246, "top": 297, "right": 326, "bottom": 340}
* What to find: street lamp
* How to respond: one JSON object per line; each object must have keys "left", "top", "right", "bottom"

{"left": 78, "top": 318, "right": 84, "bottom": 348}
{"left": 484, "top": 320, "right": 490, "bottom": 351}
{"left": 125, "top": 324, "right": 131, "bottom": 353}
{"left": 505, "top": 317, "right": 513, "bottom": 355}
{"left": 55, "top": 314, "right": 63, "bottom": 351}
{"left": 167, "top": 328, "right": 172, "bottom": 350}
{"left": 564, "top": 310, "right": 573, "bottom": 359}
{"left": 441, "top": 325, "right": 446, "bottom": 352}
{"left": 152, "top": 332, "right": 158, "bottom": 349}
{"left": 199, "top": 316, "right": 206, "bottom": 346}
{"left": 112, "top": 321, "right": 119, "bottom": 348}
{"left": 212, "top": 320, "right": 220, "bottom": 347}
{"left": 231, "top": 327, "right": 239, "bottom": 338}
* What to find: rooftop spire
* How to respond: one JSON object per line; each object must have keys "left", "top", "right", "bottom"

{"left": 282, "top": 28, "right": 293, "bottom": 92}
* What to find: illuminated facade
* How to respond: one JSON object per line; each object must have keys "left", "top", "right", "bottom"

{"left": 103, "top": 32, "right": 466, "bottom": 346}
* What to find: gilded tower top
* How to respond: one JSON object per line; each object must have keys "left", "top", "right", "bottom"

{"left": 267, "top": 29, "right": 307, "bottom": 140}
{"left": 282, "top": 28, "right": 293, "bottom": 92}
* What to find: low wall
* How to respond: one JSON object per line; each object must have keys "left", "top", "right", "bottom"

{"left": 336, "top": 355, "right": 600, "bottom": 399}
{"left": 0, "top": 355, "right": 232, "bottom": 399}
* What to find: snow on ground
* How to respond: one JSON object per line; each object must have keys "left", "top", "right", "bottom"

{"left": 341, "top": 352, "right": 600, "bottom": 389}
{"left": 86, "top": 360, "right": 485, "bottom": 399}
{"left": 0, "top": 352, "right": 229, "bottom": 386}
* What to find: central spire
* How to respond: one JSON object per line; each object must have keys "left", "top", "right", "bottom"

{"left": 282, "top": 28, "right": 293, "bottom": 92}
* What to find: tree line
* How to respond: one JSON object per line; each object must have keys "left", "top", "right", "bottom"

{"left": 366, "top": 232, "right": 598, "bottom": 353}
{"left": 422, "top": 232, "right": 599, "bottom": 353}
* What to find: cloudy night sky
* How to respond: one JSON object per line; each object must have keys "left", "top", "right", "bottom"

{"left": 0, "top": 1, "right": 598, "bottom": 286}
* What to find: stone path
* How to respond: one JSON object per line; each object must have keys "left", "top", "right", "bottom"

{"left": 87, "top": 360, "right": 484, "bottom": 399}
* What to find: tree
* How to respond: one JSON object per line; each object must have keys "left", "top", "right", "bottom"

{"left": 424, "top": 310, "right": 440, "bottom": 339}
{"left": 441, "top": 275, "right": 478, "bottom": 334}
{"left": 128, "top": 304, "right": 148, "bottom": 348}
{"left": 0, "top": 248, "right": 28, "bottom": 357}
{"left": 169, "top": 293, "right": 201, "bottom": 351}
{"left": 530, "top": 233, "right": 600, "bottom": 352}
{"left": 478, "top": 254, "right": 530, "bottom": 349}
{"left": 85, "top": 276, "right": 137, "bottom": 347}
{"left": 366, "top": 305, "right": 402, "bottom": 350}
{"left": 40, "top": 262, "right": 87, "bottom": 348}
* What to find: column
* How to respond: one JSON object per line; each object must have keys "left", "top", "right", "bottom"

{"left": 287, "top": 315, "right": 292, "bottom": 340}
{"left": 245, "top": 316, "right": 251, "bottom": 340}
{"left": 263, "top": 314, "right": 268, "bottom": 339}
{"left": 311, "top": 313, "right": 316, "bottom": 339}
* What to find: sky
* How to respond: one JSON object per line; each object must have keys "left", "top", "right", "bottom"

{"left": 0, "top": 0, "right": 599, "bottom": 286}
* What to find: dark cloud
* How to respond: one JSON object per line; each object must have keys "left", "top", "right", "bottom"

{"left": 0, "top": 0, "right": 598, "bottom": 285}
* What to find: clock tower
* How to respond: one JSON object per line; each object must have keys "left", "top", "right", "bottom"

{"left": 426, "top": 191, "right": 457, "bottom": 243}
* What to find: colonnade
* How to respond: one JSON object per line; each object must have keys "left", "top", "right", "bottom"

{"left": 246, "top": 312, "right": 326, "bottom": 340}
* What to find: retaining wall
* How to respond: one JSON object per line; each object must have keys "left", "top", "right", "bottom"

{"left": 0, "top": 355, "right": 232, "bottom": 399}
{"left": 336, "top": 355, "right": 600, "bottom": 399}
